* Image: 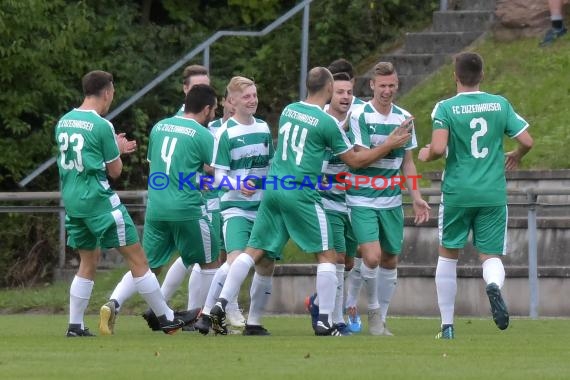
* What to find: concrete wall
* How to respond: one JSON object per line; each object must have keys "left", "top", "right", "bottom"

{"left": 266, "top": 265, "right": 570, "bottom": 317}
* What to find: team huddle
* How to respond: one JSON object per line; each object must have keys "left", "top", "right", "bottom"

{"left": 55, "top": 52, "right": 533, "bottom": 339}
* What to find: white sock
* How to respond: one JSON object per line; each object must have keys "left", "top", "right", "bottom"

{"left": 202, "top": 262, "right": 229, "bottom": 314}
{"left": 109, "top": 271, "right": 136, "bottom": 311}
{"left": 161, "top": 257, "right": 189, "bottom": 302}
{"left": 226, "top": 297, "right": 240, "bottom": 313}
{"left": 332, "top": 264, "right": 345, "bottom": 324}
{"left": 219, "top": 254, "right": 254, "bottom": 303}
{"left": 377, "top": 267, "right": 397, "bottom": 323}
{"left": 361, "top": 263, "right": 379, "bottom": 311}
{"left": 134, "top": 269, "right": 173, "bottom": 320}
{"left": 247, "top": 272, "right": 273, "bottom": 326}
{"left": 436, "top": 256, "right": 458, "bottom": 326}
{"left": 69, "top": 275, "right": 94, "bottom": 328}
{"left": 316, "top": 263, "right": 337, "bottom": 323}
{"left": 189, "top": 267, "right": 215, "bottom": 310}
{"left": 345, "top": 257, "right": 363, "bottom": 309}
{"left": 482, "top": 257, "right": 505, "bottom": 289}
{"left": 186, "top": 264, "right": 202, "bottom": 309}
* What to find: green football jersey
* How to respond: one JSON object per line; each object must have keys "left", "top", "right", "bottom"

{"left": 146, "top": 115, "right": 214, "bottom": 221}
{"left": 212, "top": 117, "right": 274, "bottom": 212}
{"left": 346, "top": 102, "right": 417, "bottom": 209}
{"left": 270, "top": 101, "right": 352, "bottom": 186}
{"left": 431, "top": 91, "right": 529, "bottom": 206}
{"left": 55, "top": 109, "right": 121, "bottom": 217}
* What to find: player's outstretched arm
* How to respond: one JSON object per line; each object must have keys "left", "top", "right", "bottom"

{"left": 418, "top": 129, "right": 448, "bottom": 162}
{"left": 340, "top": 128, "right": 411, "bottom": 169}
{"left": 505, "top": 130, "right": 533, "bottom": 170}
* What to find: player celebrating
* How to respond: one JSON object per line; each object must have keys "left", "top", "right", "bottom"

{"left": 207, "top": 67, "right": 412, "bottom": 336}
{"left": 419, "top": 52, "right": 533, "bottom": 339}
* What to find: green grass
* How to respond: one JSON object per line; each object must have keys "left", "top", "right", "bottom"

{"left": 1, "top": 315, "right": 569, "bottom": 379}
{"left": 398, "top": 35, "right": 570, "bottom": 173}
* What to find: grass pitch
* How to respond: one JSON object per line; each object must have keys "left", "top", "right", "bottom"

{"left": 1, "top": 315, "right": 569, "bottom": 379}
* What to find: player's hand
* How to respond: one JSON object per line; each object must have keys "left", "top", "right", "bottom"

{"left": 116, "top": 133, "right": 137, "bottom": 155}
{"left": 418, "top": 145, "right": 431, "bottom": 162}
{"left": 385, "top": 127, "right": 411, "bottom": 149}
{"left": 413, "top": 198, "right": 431, "bottom": 225}
{"left": 395, "top": 117, "right": 415, "bottom": 135}
{"left": 240, "top": 179, "right": 257, "bottom": 197}
{"left": 505, "top": 151, "right": 521, "bottom": 171}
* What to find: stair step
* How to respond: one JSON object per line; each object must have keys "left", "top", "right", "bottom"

{"left": 451, "top": 0, "right": 496, "bottom": 11}
{"left": 433, "top": 10, "right": 495, "bottom": 32}
{"left": 404, "top": 31, "right": 482, "bottom": 54}
{"left": 379, "top": 53, "right": 450, "bottom": 76}
{"left": 395, "top": 74, "right": 428, "bottom": 94}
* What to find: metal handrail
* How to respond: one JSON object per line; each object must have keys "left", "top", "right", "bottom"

{"left": 18, "top": 0, "right": 314, "bottom": 188}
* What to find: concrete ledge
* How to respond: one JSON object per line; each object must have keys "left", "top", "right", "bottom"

{"left": 424, "top": 169, "right": 570, "bottom": 181}
{"left": 266, "top": 273, "right": 570, "bottom": 316}
{"left": 273, "top": 264, "right": 570, "bottom": 278}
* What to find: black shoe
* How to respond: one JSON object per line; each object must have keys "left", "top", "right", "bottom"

{"left": 142, "top": 308, "right": 162, "bottom": 331}
{"left": 313, "top": 320, "right": 341, "bottom": 336}
{"left": 243, "top": 324, "right": 271, "bottom": 336}
{"left": 157, "top": 314, "right": 184, "bottom": 335}
{"left": 182, "top": 323, "right": 196, "bottom": 332}
{"left": 174, "top": 308, "right": 202, "bottom": 326}
{"left": 66, "top": 324, "right": 95, "bottom": 337}
{"left": 194, "top": 314, "right": 213, "bottom": 335}
{"left": 210, "top": 302, "right": 228, "bottom": 335}
{"left": 486, "top": 283, "right": 509, "bottom": 330}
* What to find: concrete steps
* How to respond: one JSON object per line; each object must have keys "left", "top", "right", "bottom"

{"left": 355, "top": 0, "right": 497, "bottom": 98}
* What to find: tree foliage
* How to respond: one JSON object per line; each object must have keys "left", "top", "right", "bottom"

{"left": 0, "top": 0, "right": 435, "bottom": 286}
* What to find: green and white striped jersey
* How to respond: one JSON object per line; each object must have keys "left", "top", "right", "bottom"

{"left": 321, "top": 113, "right": 352, "bottom": 214}
{"left": 212, "top": 117, "right": 274, "bottom": 218}
{"left": 201, "top": 118, "right": 225, "bottom": 213}
{"left": 55, "top": 109, "right": 122, "bottom": 217}
{"left": 346, "top": 102, "right": 417, "bottom": 209}
{"left": 431, "top": 91, "right": 529, "bottom": 207}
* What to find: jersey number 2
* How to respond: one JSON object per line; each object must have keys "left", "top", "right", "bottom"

{"left": 470, "top": 117, "right": 489, "bottom": 158}
{"left": 279, "top": 122, "right": 307, "bottom": 165}
{"left": 58, "top": 132, "right": 85, "bottom": 172}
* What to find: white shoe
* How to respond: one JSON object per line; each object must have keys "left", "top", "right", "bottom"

{"left": 379, "top": 322, "right": 394, "bottom": 336}
{"left": 367, "top": 308, "right": 383, "bottom": 335}
{"left": 227, "top": 308, "right": 246, "bottom": 328}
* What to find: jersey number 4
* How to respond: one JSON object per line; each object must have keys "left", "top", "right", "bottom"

{"left": 160, "top": 136, "right": 178, "bottom": 175}
{"left": 57, "top": 132, "right": 85, "bottom": 172}
{"left": 470, "top": 117, "right": 489, "bottom": 159}
{"left": 279, "top": 122, "right": 307, "bottom": 165}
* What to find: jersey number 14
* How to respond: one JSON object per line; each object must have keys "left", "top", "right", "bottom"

{"left": 279, "top": 122, "right": 307, "bottom": 165}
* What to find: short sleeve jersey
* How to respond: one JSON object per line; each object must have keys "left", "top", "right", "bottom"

{"left": 146, "top": 116, "right": 214, "bottom": 221}
{"left": 212, "top": 117, "right": 274, "bottom": 211}
{"left": 270, "top": 101, "right": 352, "bottom": 185}
{"left": 55, "top": 109, "right": 121, "bottom": 217}
{"left": 431, "top": 91, "right": 529, "bottom": 206}
{"left": 347, "top": 102, "right": 417, "bottom": 209}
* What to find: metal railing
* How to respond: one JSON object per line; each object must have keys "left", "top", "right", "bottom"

{"left": 18, "top": 0, "right": 314, "bottom": 188}
{"left": 2, "top": 187, "right": 570, "bottom": 318}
